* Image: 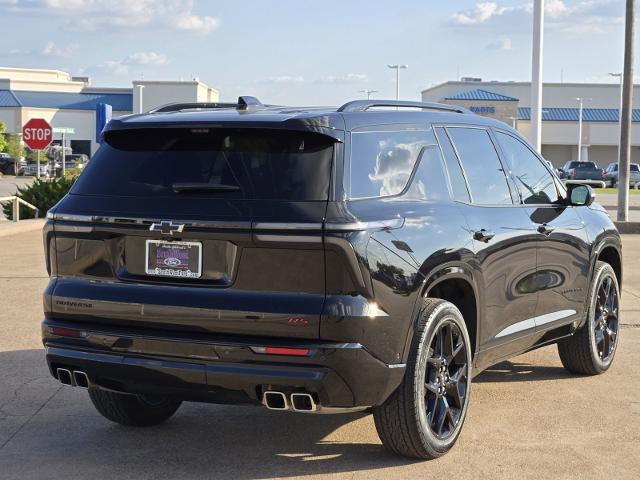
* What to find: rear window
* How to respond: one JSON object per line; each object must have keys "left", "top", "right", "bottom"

{"left": 71, "top": 128, "right": 335, "bottom": 200}
{"left": 571, "top": 162, "right": 597, "bottom": 169}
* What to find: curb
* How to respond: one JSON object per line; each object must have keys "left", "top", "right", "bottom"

{"left": 614, "top": 221, "right": 640, "bottom": 234}
{"left": 0, "top": 218, "right": 45, "bottom": 238}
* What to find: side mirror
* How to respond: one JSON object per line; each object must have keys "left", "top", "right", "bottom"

{"left": 568, "top": 184, "right": 595, "bottom": 207}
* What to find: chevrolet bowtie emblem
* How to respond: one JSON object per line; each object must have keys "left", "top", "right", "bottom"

{"left": 149, "top": 221, "right": 185, "bottom": 236}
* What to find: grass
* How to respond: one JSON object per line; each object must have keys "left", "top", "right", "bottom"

{"left": 592, "top": 187, "right": 640, "bottom": 195}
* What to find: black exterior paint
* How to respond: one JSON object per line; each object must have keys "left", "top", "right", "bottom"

{"left": 42, "top": 102, "right": 622, "bottom": 409}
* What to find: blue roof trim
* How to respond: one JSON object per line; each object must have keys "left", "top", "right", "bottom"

{"left": 0, "top": 89, "right": 22, "bottom": 107}
{"left": 518, "top": 107, "right": 640, "bottom": 122}
{"left": 0, "top": 89, "right": 132, "bottom": 111}
{"left": 445, "top": 88, "right": 519, "bottom": 101}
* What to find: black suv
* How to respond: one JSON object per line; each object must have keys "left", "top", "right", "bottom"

{"left": 42, "top": 97, "right": 622, "bottom": 459}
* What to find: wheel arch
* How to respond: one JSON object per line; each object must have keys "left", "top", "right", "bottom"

{"left": 401, "top": 263, "right": 480, "bottom": 364}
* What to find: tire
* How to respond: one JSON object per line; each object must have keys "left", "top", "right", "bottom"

{"left": 373, "top": 299, "right": 472, "bottom": 459}
{"left": 558, "top": 261, "right": 620, "bottom": 375}
{"left": 88, "top": 387, "right": 182, "bottom": 426}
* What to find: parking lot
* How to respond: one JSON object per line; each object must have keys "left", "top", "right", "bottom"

{"left": 0, "top": 227, "right": 639, "bottom": 479}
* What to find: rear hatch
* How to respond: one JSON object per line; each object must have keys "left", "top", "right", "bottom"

{"left": 48, "top": 127, "right": 338, "bottom": 339}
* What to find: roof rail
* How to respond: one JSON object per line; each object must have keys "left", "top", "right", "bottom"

{"left": 150, "top": 102, "right": 237, "bottom": 113}
{"left": 337, "top": 100, "right": 470, "bottom": 114}
{"left": 150, "top": 96, "right": 266, "bottom": 114}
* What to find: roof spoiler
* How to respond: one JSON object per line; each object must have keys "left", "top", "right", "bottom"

{"left": 337, "top": 100, "right": 470, "bottom": 114}
{"left": 150, "top": 96, "right": 265, "bottom": 114}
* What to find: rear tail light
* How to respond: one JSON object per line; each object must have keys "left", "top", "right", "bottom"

{"left": 250, "top": 346, "right": 312, "bottom": 356}
{"left": 47, "top": 326, "right": 88, "bottom": 338}
{"left": 601, "top": 169, "right": 605, "bottom": 178}
{"left": 571, "top": 169, "right": 577, "bottom": 178}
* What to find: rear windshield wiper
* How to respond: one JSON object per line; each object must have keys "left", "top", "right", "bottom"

{"left": 172, "top": 182, "right": 240, "bottom": 193}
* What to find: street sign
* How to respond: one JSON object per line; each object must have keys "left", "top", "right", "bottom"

{"left": 53, "top": 127, "right": 75, "bottom": 134}
{"left": 22, "top": 118, "right": 53, "bottom": 150}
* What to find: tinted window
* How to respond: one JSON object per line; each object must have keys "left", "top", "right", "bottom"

{"left": 496, "top": 131, "right": 559, "bottom": 205}
{"left": 447, "top": 127, "right": 512, "bottom": 205}
{"left": 402, "top": 146, "right": 451, "bottom": 201}
{"left": 434, "top": 127, "right": 470, "bottom": 202}
{"left": 71, "top": 128, "right": 334, "bottom": 200}
{"left": 569, "top": 161, "right": 597, "bottom": 169}
{"left": 632, "top": 164, "right": 640, "bottom": 172}
{"left": 349, "top": 130, "right": 436, "bottom": 198}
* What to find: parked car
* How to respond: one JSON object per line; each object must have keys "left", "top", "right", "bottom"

{"left": 21, "top": 162, "right": 51, "bottom": 177}
{"left": 42, "top": 97, "right": 622, "bottom": 459}
{"left": 0, "top": 153, "right": 26, "bottom": 175}
{"left": 558, "top": 160, "right": 605, "bottom": 183}
{"left": 53, "top": 154, "right": 88, "bottom": 176}
{"left": 603, "top": 162, "right": 640, "bottom": 188}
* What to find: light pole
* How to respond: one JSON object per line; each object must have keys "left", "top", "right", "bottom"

{"left": 387, "top": 64, "right": 408, "bottom": 100}
{"left": 531, "top": 0, "right": 545, "bottom": 153}
{"left": 576, "top": 97, "right": 591, "bottom": 162}
{"left": 609, "top": 72, "right": 623, "bottom": 164}
{"left": 137, "top": 85, "right": 145, "bottom": 113}
{"left": 359, "top": 89, "right": 379, "bottom": 100}
{"left": 618, "top": 0, "right": 635, "bottom": 222}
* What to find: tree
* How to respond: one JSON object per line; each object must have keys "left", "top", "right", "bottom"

{"left": 5, "top": 133, "right": 25, "bottom": 175}
{"left": 0, "top": 121, "right": 7, "bottom": 153}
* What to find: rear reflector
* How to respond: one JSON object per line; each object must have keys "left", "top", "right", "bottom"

{"left": 250, "top": 346, "right": 311, "bottom": 356}
{"left": 48, "top": 326, "right": 87, "bottom": 338}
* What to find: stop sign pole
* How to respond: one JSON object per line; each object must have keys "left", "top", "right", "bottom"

{"left": 22, "top": 118, "right": 53, "bottom": 179}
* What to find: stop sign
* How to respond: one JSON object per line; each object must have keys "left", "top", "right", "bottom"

{"left": 22, "top": 118, "right": 53, "bottom": 150}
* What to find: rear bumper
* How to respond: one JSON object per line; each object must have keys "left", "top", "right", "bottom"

{"left": 42, "top": 319, "right": 405, "bottom": 409}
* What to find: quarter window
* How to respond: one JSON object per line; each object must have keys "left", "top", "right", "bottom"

{"left": 495, "top": 131, "right": 560, "bottom": 205}
{"left": 447, "top": 127, "right": 513, "bottom": 205}
{"left": 349, "top": 130, "right": 436, "bottom": 199}
{"left": 434, "top": 127, "right": 470, "bottom": 202}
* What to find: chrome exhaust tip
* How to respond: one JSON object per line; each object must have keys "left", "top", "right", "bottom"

{"left": 56, "top": 368, "right": 72, "bottom": 386}
{"left": 291, "top": 393, "right": 317, "bottom": 412}
{"left": 263, "top": 391, "right": 289, "bottom": 410}
{"left": 73, "top": 371, "right": 90, "bottom": 389}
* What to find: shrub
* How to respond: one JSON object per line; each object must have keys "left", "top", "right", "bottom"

{"left": 2, "top": 177, "right": 76, "bottom": 220}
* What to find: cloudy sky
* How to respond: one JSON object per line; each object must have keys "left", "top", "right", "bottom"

{"left": 0, "top": 0, "right": 628, "bottom": 105}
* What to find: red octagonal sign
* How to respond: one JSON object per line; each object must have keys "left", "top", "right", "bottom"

{"left": 22, "top": 118, "right": 53, "bottom": 150}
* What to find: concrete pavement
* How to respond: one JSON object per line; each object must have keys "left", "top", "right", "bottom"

{"left": 0, "top": 229, "right": 638, "bottom": 479}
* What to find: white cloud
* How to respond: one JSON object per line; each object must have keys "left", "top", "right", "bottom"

{"left": 123, "top": 52, "right": 168, "bottom": 66}
{"left": 317, "top": 73, "right": 368, "bottom": 84}
{"left": 487, "top": 37, "right": 513, "bottom": 50}
{"left": 8, "top": 40, "right": 78, "bottom": 58}
{"left": 0, "top": 0, "right": 220, "bottom": 34}
{"left": 96, "top": 51, "right": 169, "bottom": 75}
{"left": 451, "top": 0, "right": 622, "bottom": 35}
{"left": 258, "top": 75, "right": 305, "bottom": 84}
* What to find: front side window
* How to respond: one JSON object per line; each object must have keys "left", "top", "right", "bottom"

{"left": 495, "top": 131, "right": 560, "bottom": 205}
{"left": 447, "top": 127, "right": 512, "bottom": 205}
{"left": 349, "top": 129, "right": 436, "bottom": 199}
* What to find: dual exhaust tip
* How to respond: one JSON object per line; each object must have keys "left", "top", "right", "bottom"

{"left": 263, "top": 391, "right": 317, "bottom": 412}
{"left": 56, "top": 368, "right": 90, "bottom": 389}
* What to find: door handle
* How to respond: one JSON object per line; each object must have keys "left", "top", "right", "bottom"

{"left": 473, "top": 229, "right": 495, "bottom": 243}
{"left": 537, "top": 224, "right": 555, "bottom": 236}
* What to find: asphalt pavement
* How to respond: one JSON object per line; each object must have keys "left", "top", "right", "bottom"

{"left": 0, "top": 228, "right": 639, "bottom": 480}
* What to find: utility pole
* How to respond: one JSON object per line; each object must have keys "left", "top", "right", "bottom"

{"left": 609, "top": 72, "right": 623, "bottom": 164}
{"left": 387, "top": 64, "right": 408, "bottom": 100}
{"left": 576, "top": 97, "right": 586, "bottom": 162}
{"left": 359, "top": 89, "right": 379, "bottom": 100}
{"left": 618, "top": 0, "right": 635, "bottom": 222}
{"left": 531, "top": 0, "right": 544, "bottom": 153}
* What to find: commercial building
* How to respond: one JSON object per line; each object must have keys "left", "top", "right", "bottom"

{"left": 422, "top": 79, "right": 640, "bottom": 167}
{"left": 0, "top": 67, "right": 219, "bottom": 157}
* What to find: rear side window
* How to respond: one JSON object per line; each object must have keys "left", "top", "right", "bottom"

{"left": 71, "top": 128, "right": 335, "bottom": 200}
{"left": 447, "top": 127, "right": 512, "bottom": 205}
{"left": 349, "top": 129, "right": 436, "bottom": 199}
{"left": 402, "top": 146, "right": 451, "bottom": 201}
{"left": 434, "top": 127, "right": 470, "bottom": 202}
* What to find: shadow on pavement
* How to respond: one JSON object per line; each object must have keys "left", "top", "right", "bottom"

{"left": 474, "top": 359, "right": 574, "bottom": 383}
{"left": 0, "top": 349, "right": 421, "bottom": 479}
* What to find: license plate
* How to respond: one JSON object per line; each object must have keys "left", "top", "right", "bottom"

{"left": 145, "top": 240, "right": 202, "bottom": 278}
